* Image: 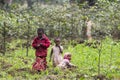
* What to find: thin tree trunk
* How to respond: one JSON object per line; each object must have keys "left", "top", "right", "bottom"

{"left": 98, "top": 41, "right": 102, "bottom": 75}
{"left": 26, "top": 0, "right": 33, "bottom": 8}
{"left": 3, "top": 22, "right": 6, "bottom": 55}
{"left": 109, "top": 43, "right": 113, "bottom": 67}
{"left": 86, "top": 20, "right": 93, "bottom": 42}
{"left": 4, "top": 0, "right": 12, "bottom": 9}
{"left": 58, "top": 19, "right": 61, "bottom": 37}
{"left": 26, "top": 20, "right": 30, "bottom": 56}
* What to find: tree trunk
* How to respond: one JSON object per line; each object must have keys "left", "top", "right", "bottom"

{"left": 26, "top": 0, "right": 33, "bottom": 8}
{"left": 0, "top": 0, "right": 12, "bottom": 9}
{"left": 70, "top": 0, "right": 76, "bottom": 3}
{"left": 86, "top": 20, "right": 93, "bottom": 42}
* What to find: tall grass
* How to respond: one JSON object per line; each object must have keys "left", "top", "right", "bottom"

{"left": 0, "top": 38, "right": 120, "bottom": 79}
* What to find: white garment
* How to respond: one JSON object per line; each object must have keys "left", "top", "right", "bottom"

{"left": 52, "top": 45, "right": 63, "bottom": 66}
{"left": 57, "top": 59, "right": 75, "bottom": 69}
{"left": 57, "top": 59, "right": 69, "bottom": 69}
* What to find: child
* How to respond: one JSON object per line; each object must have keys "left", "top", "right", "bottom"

{"left": 49, "top": 37, "right": 63, "bottom": 67}
{"left": 32, "top": 28, "right": 50, "bottom": 72}
{"left": 57, "top": 52, "right": 76, "bottom": 69}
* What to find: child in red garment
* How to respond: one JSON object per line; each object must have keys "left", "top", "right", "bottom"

{"left": 32, "top": 28, "right": 50, "bottom": 72}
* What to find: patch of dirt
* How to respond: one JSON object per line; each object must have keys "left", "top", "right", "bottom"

{"left": 0, "top": 60, "right": 13, "bottom": 70}
{"left": 7, "top": 68, "right": 31, "bottom": 76}
{"left": 76, "top": 74, "right": 85, "bottom": 79}
{"left": 93, "top": 74, "right": 109, "bottom": 80}
{"left": 18, "top": 56, "right": 32, "bottom": 64}
{"left": 44, "top": 75, "right": 58, "bottom": 80}
{"left": 16, "top": 68, "right": 29, "bottom": 72}
{"left": 2, "top": 64, "right": 13, "bottom": 70}
{"left": 22, "top": 59, "right": 29, "bottom": 64}
{"left": 7, "top": 70, "right": 16, "bottom": 76}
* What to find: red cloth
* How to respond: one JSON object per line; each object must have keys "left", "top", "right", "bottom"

{"left": 63, "top": 53, "right": 71, "bottom": 61}
{"left": 32, "top": 34, "right": 50, "bottom": 57}
{"left": 32, "top": 57, "right": 47, "bottom": 71}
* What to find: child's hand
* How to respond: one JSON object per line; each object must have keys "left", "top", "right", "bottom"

{"left": 37, "top": 44, "right": 40, "bottom": 47}
{"left": 39, "top": 43, "right": 42, "bottom": 46}
{"left": 37, "top": 43, "right": 42, "bottom": 47}
{"left": 73, "top": 65, "right": 77, "bottom": 68}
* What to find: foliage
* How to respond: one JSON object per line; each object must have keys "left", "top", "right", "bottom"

{"left": 0, "top": 38, "right": 120, "bottom": 79}
{"left": 0, "top": 1, "right": 120, "bottom": 79}
{"left": 0, "top": 1, "right": 120, "bottom": 40}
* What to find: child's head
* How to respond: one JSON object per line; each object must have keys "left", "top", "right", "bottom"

{"left": 64, "top": 52, "right": 71, "bottom": 61}
{"left": 37, "top": 28, "right": 44, "bottom": 37}
{"left": 54, "top": 37, "right": 61, "bottom": 45}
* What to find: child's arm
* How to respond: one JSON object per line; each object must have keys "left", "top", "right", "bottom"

{"left": 32, "top": 38, "right": 39, "bottom": 49}
{"left": 49, "top": 48, "right": 53, "bottom": 62}
{"left": 40, "top": 37, "right": 50, "bottom": 49}
{"left": 67, "top": 62, "right": 77, "bottom": 68}
{"left": 58, "top": 46, "right": 63, "bottom": 54}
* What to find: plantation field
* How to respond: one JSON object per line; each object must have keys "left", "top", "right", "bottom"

{"left": 1, "top": 0, "right": 120, "bottom": 80}
{"left": 0, "top": 38, "right": 120, "bottom": 80}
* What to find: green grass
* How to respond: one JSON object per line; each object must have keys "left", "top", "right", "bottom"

{"left": 0, "top": 38, "right": 120, "bottom": 80}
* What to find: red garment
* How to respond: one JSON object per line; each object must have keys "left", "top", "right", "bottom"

{"left": 32, "top": 34, "right": 50, "bottom": 57}
{"left": 32, "top": 34, "right": 50, "bottom": 71}
{"left": 64, "top": 53, "right": 71, "bottom": 61}
{"left": 32, "top": 57, "right": 47, "bottom": 71}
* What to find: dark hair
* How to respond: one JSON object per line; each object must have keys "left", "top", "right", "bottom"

{"left": 37, "top": 28, "right": 44, "bottom": 33}
{"left": 54, "top": 37, "right": 60, "bottom": 42}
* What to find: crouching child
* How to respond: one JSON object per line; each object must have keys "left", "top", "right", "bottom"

{"left": 57, "top": 52, "right": 76, "bottom": 69}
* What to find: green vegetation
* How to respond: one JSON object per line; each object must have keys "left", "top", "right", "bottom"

{"left": 0, "top": 38, "right": 120, "bottom": 80}
{"left": 0, "top": 0, "right": 120, "bottom": 80}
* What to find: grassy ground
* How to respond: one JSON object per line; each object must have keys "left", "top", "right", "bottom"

{"left": 0, "top": 38, "right": 120, "bottom": 80}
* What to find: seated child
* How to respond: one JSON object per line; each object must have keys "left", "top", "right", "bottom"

{"left": 57, "top": 52, "right": 76, "bottom": 69}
